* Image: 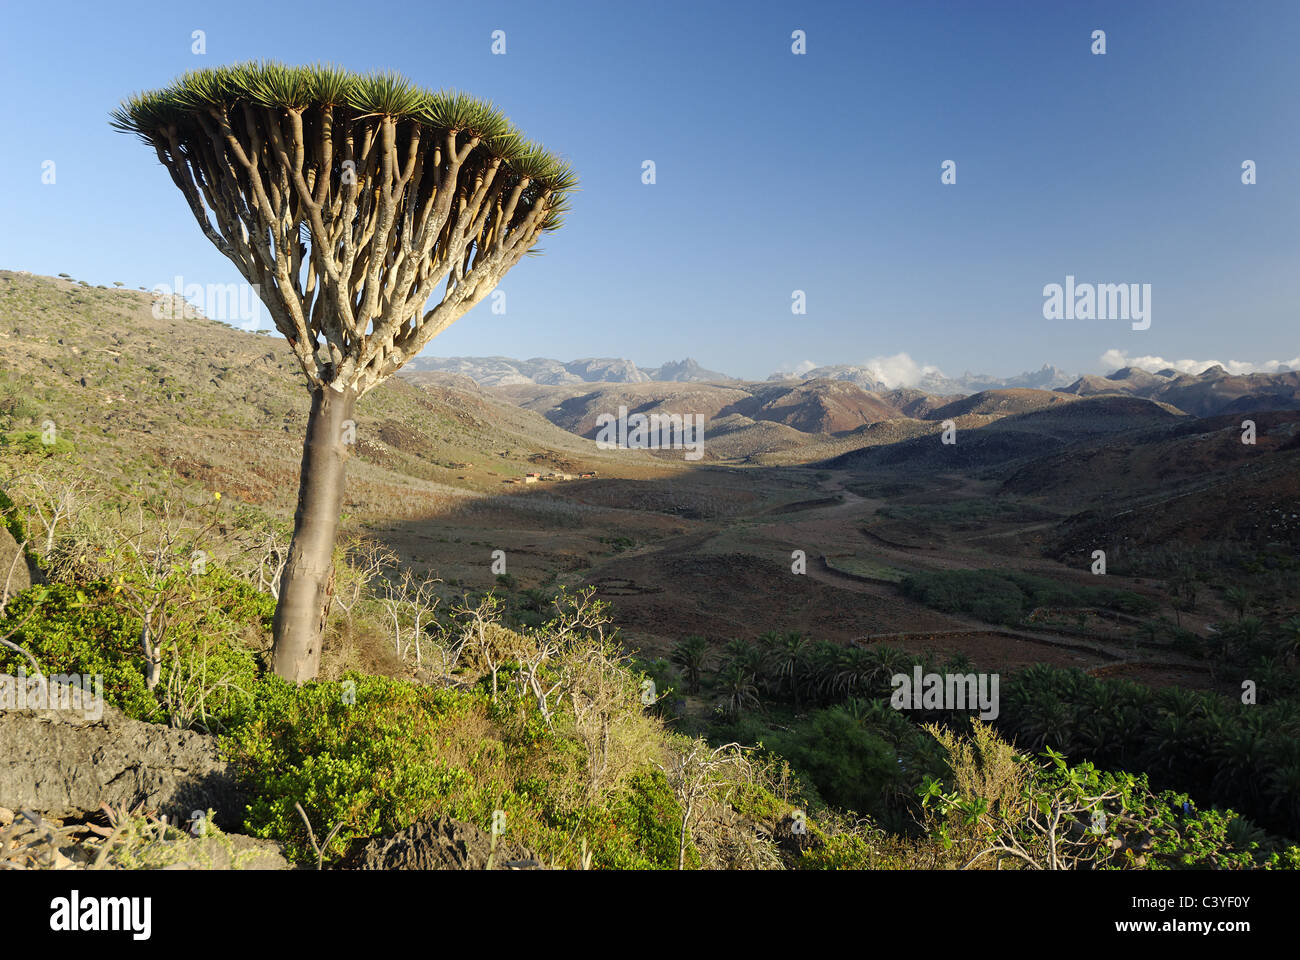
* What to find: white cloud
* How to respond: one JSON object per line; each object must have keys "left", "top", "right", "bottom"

{"left": 1100, "top": 349, "right": 1300, "bottom": 377}
{"left": 865, "top": 352, "right": 945, "bottom": 389}
{"left": 772, "top": 359, "right": 819, "bottom": 377}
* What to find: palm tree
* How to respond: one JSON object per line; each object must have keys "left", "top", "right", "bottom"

{"left": 1111, "top": 677, "right": 1148, "bottom": 712}
{"left": 873, "top": 646, "right": 913, "bottom": 693}
{"left": 1278, "top": 615, "right": 1300, "bottom": 667}
{"left": 763, "top": 631, "right": 809, "bottom": 710}
{"left": 1017, "top": 692, "right": 1072, "bottom": 753}
{"left": 715, "top": 664, "right": 761, "bottom": 720}
{"left": 1080, "top": 680, "right": 1120, "bottom": 715}
{"left": 1180, "top": 568, "right": 1201, "bottom": 613}
{"left": 1166, "top": 571, "right": 1191, "bottom": 628}
{"left": 832, "top": 647, "right": 879, "bottom": 700}
{"left": 841, "top": 696, "right": 874, "bottom": 724}
{"left": 671, "top": 636, "right": 709, "bottom": 694}
{"left": 518, "top": 588, "right": 553, "bottom": 614}
{"left": 1263, "top": 736, "right": 1300, "bottom": 835}
{"left": 1251, "top": 656, "right": 1296, "bottom": 702}
{"left": 1212, "top": 617, "right": 1265, "bottom": 667}
{"left": 1047, "top": 702, "right": 1082, "bottom": 755}
{"left": 1074, "top": 683, "right": 1124, "bottom": 763}
{"left": 1210, "top": 712, "right": 1266, "bottom": 808}
{"left": 722, "top": 638, "right": 766, "bottom": 678}
{"left": 1223, "top": 585, "right": 1252, "bottom": 621}
{"left": 1142, "top": 713, "right": 1207, "bottom": 784}
{"left": 1075, "top": 712, "right": 1121, "bottom": 764}
{"left": 1053, "top": 668, "right": 1091, "bottom": 706}
{"left": 804, "top": 642, "right": 841, "bottom": 705}
{"left": 1111, "top": 704, "right": 1148, "bottom": 767}
{"left": 1236, "top": 617, "right": 1265, "bottom": 657}
{"left": 850, "top": 697, "right": 914, "bottom": 742}
{"left": 1156, "top": 686, "right": 1207, "bottom": 724}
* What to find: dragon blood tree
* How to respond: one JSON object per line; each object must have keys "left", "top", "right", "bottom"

{"left": 112, "top": 63, "right": 575, "bottom": 682}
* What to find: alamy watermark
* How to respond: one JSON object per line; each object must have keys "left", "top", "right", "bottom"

{"left": 1042, "top": 275, "right": 1150, "bottom": 330}
{"left": 1, "top": 670, "right": 104, "bottom": 721}
{"left": 594, "top": 405, "right": 705, "bottom": 461}
{"left": 151, "top": 275, "right": 264, "bottom": 330}
{"left": 50, "top": 890, "right": 151, "bottom": 940}
{"left": 891, "top": 667, "right": 1000, "bottom": 720}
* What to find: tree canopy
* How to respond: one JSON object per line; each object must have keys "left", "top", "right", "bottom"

{"left": 111, "top": 61, "right": 576, "bottom": 396}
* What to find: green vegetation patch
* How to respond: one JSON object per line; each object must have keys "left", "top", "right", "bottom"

{"left": 0, "top": 571, "right": 267, "bottom": 730}
{"left": 900, "top": 568, "right": 1154, "bottom": 626}
{"left": 221, "top": 672, "right": 697, "bottom": 868}
{"left": 825, "top": 556, "right": 908, "bottom": 583}
{"left": 0, "top": 430, "right": 74, "bottom": 457}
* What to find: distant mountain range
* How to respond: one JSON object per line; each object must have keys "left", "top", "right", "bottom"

{"left": 767, "top": 362, "right": 1078, "bottom": 395}
{"left": 403, "top": 355, "right": 735, "bottom": 386}
{"left": 1059, "top": 364, "right": 1300, "bottom": 417}
{"left": 403, "top": 355, "right": 1300, "bottom": 429}
{"left": 404, "top": 355, "right": 1076, "bottom": 393}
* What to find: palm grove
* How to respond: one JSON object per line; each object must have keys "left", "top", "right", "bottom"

{"left": 112, "top": 63, "right": 575, "bottom": 682}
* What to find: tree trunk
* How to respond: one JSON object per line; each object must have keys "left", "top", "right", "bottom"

{"left": 678, "top": 808, "right": 691, "bottom": 870}
{"left": 271, "top": 384, "right": 356, "bottom": 682}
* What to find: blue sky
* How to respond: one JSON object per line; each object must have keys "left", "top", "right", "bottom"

{"left": 1, "top": 0, "right": 1296, "bottom": 383}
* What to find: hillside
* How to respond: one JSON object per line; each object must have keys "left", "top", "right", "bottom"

{"left": 727, "top": 379, "right": 903, "bottom": 434}
{"left": 485, "top": 380, "right": 759, "bottom": 439}
{"left": 1004, "top": 407, "right": 1300, "bottom": 514}
{"left": 406, "top": 354, "right": 1080, "bottom": 395}
{"left": 487, "top": 378, "right": 911, "bottom": 442}
{"left": 824, "top": 395, "right": 1184, "bottom": 471}
{"left": 929, "top": 388, "right": 1074, "bottom": 420}
{"left": 0, "top": 270, "right": 683, "bottom": 557}
{"left": 1060, "top": 365, "right": 1300, "bottom": 416}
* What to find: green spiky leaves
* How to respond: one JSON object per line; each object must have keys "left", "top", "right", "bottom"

{"left": 110, "top": 60, "right": 577, "bottom": 204}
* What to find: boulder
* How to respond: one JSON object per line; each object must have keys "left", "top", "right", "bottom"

{"left": 0, "top": 691, "right": 246, "bottom": 829}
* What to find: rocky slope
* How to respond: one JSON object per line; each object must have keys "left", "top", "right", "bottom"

{"left": 1060, "top": 365, "right": 1300, "bottom": 416}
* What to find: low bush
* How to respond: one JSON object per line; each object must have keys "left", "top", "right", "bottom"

{"left": 0, "top": 570, "right": 266, "bottom": 730}
{"left": 222, "top": 672, "right": 698, "bottom": 868}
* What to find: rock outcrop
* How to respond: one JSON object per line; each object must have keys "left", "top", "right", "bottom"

{"left": 0, "top": 690, "right": 245, "bottom": 828}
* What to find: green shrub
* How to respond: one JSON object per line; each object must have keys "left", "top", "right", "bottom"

{"left": 0, "top": 582, "right": 159, "bottom": 719}
{"left": 604, "top": 770, "right": 693, "bottom": 869}
{"left": 765, "top": 707, "right": 905, "bottom": 820}
{"left": 223, "top": 673, "right": 692, "bottom": 869}
{"left": 223, "top": 673, "right": 472, "bottom": 863}
{"left": 920, "top": 726, "right": 1279, "bottom": 870}
{"left": 0, "top": 430, "right": 74, "bottom": 457}
{"left": 799, "top": 832, "right": 887, "bottom": 870}
{"left": 0, "top": 571, "right": 265, "bottom": 729}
